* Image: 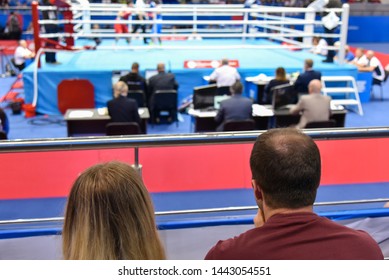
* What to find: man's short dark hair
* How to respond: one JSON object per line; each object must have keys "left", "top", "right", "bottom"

{"left": 305, "top": 59, "right": 314, "bottom": 68}
{"left": 230, "top": 81, "right": 243, "bottom": 95}
{"left": 250, "top": 128, "right": 321, "bottom": 209}
{"left": 132, "top": 62, "right": 139, "bottom": 70}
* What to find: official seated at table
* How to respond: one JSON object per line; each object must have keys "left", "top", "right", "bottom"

{"left": 119, "top": 62, "right": 147, "bottom": 93}
{"left": 263, "top": 67, "right": 290, "bottom": 104}
{"left": 148, "top": 63, "right": 178, "bottom": 113}
{"left": 289, "top": 79, "right": 331, "bottom": 129}
{"left": 215, "top": 81, "right": 253, "bottom": 131}
{"left": 209, "top": 58, "right": 241, "bottom": 96}
{"left": 294, "top": 59, "right": 321, "bottom": 94}
{"left": 107, "top": 81, "right": 141, "bottom": 124}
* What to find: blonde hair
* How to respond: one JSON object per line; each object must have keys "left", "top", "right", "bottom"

{"left": 113, "top": 81, "right": 128, "bottom": 98}
{"left": 62, "top": 161, "right": 165, "bottom": 260}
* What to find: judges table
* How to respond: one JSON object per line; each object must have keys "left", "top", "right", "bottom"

{"left": 188, "top": 103, "right": 347, "bottom": 132}
{"left": 64, "top": 108, "right": 150, "bottom": 137}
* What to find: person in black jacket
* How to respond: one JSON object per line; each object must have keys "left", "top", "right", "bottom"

{"left": 264, "top": 67, "right": 290, "bottom": 104}
{"left": 294, "top": 59, "right": 321, "bottom": 94}
{"left": 119, "top": 62, "right": 147, "bottom": 92}
{"left": 107, "top": 81, "right": 141, "bottom": 124}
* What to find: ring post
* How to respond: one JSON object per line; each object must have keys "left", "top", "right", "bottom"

{"left": 132, "top": 147, "right": 142, "bottom": 176}
{"left": 338, "top": 4, "right": 350, "bottom": 65}
{"left": 32, "top": 1, "right": 42, "bottom": 54}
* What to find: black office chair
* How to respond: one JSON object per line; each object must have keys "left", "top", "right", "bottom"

{"left": 128, "top": 90, "right": 146, "bottom": 107}
{"left": 305, "top": 120, "right": 336, "bottom": 129}
{"left": 0, "top": 131, "right": 7, "bottom": 140}
{"left": 151, "top": 90, "right": 178, "bottom": 124}
{"left": 223, "top": 119, "right": 255, "bottom": 132}
{"left": 106, "top": 122, "right": 141, "bottom": 136}
{"left": 371, "top": 70, "right": 389, "bottom": 101}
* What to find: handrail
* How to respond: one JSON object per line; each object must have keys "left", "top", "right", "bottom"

{"left": 1, "top": 127, "right": 389, "bottom": 153}
{"left": 1, "top": 198, "right": 389, "bottom": 226}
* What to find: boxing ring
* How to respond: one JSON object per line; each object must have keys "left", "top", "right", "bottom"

{"left": 1, "top": 128, "right": 389, "bottom": 259}
{"left": 23, "top": 2, "right": 357, "bottom": 115}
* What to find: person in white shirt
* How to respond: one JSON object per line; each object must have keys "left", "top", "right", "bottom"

{"left": 310, "top": 36, "right": 328, "bottom": 56}
{"left": 358, "top": 50, "right": 385, "bottom": 85}
{"left": 13, "top": 40, "right": 35, "bottom": 71}
{"left": 209, "top": 58, "right": 241, "bottom": 95}
{"left": 351, "top": 47, "right": 368, "bottom": 67}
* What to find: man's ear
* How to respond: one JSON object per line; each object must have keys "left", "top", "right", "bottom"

{"left": 252, "top": 179, "right": 262, "bottom": 201}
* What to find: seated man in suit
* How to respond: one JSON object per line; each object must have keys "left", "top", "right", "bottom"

{"left": 107, "top": 81, "right": 141, "bottom": 124}
{"left": 294, "top": 59, "right": 321, "bottom": 94}
{"left": 289, "top": 79, "right": 331, "bottom": 129}
{"left": 148, "top": 63, "right": 178, "bottom": 120}
{"left": 215, "top": 81, "right": 253, "bottom": 131}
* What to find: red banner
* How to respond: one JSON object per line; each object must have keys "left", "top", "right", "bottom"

{"left": 184, "top": 60, "right": 240, "bottom": 69}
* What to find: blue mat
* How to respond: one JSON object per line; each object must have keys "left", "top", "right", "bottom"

{"left": 23, "top": 39, "right": 358, "bottom": 115}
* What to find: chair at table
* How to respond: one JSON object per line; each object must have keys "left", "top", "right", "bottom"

{"left": 371, "top": 70, "right": 389, "bottom": 101}
{"left": 128, "top": 90, "right": 146, "bottom": 107}
{"left": 106, "top": 122, "right": 141, "bottom": 136}
{"left": 223, "top": 119, "right": 255, "bottom": 132}
{"left": 151, "top": 90, "right": 178, "bottom": 124}
{"left": 305, "top": 120, "right": 336, "bottom": 129}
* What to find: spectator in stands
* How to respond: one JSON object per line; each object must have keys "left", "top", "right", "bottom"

{"left": 351, "top": 47, "right": 368, "bottom": 66}
{"left": 263, "top": 67, "right": 290, "bottom": 104}
{"left": 13, "top": 40, "right": 35, "bottom": 71}
{"left": 5, "top": 11, "right": 22, "bottom": 40}
{"left": 107, "top": 81, "right": 141, "bottom": 124}
{"left": 215, "top": 81, "right": 253, "bottom": 131}
{"left": 290, "top": 79, "right": 331, "bottom": 129}
{"left": 205, "top": 128, "right": 384, "bottom": 260}
{"left": 0, "top": 107, "right": 9, "bottom": 137}
{"left": 357, "top": 50, "right": 385, "bottom": 87}
{"left": 294, "top": 59, "right": 321, "bottom": 94}
{"left": 62, "top": 161, "right": 165, "bottom": 259}
{"left": 119, "top": 62, "right": 147, "bottom": 96}
{"left": 209, "top": 58, "right": 241, "bottom": 95}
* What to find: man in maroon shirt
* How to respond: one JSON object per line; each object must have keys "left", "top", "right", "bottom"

{"left": 205, "top": 128, "right": 383, "bottom": 260}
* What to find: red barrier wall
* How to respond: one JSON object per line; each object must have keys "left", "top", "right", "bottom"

{"left": 1, "top": 138, "right": 388, "bottom": 200}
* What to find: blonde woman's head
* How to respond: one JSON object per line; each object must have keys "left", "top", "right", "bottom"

{"left": 62, "top": 161, "right": 165, "bottom": 260}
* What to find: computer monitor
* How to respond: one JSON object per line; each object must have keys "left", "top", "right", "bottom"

{"left": 193, "top": 84, "right": 218, "bottom": 109}
{"left": 271, "top": 84, "right": 297, "bottom": 110}
{"left": 145, "top": 69, "right": 158, "bottom": 80}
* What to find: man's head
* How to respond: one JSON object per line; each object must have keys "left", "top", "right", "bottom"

{"left": 157, "top": 63, "right": 165, "bottom": 73}
{"left": 355, "top": 48, "right": 365, "bottom": 59}
{"left": 366, "top": 50, "right": 375, "bottom": 60}
{"left": 221, "top": 58, "right": 229, "bottom": 66}
{"left": 308, "top": 79, "right": 322, "bottom": 94}
{"left": 250, "top": 128, "right": 321, "bottom": 210}
{"left": 131, "top": 62, "right": 139, "bottom": 73}
{"left": 113, "top": 81, "right": 128, "bottom": 98}
{"left": 304, "top": 59, "right": 314, "bottom": 70}
{"left": 230, "top": 81, "right": 243, "bottom": 95}
{"left": 19, "top": 40, "right": 27, "bottom": 48}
